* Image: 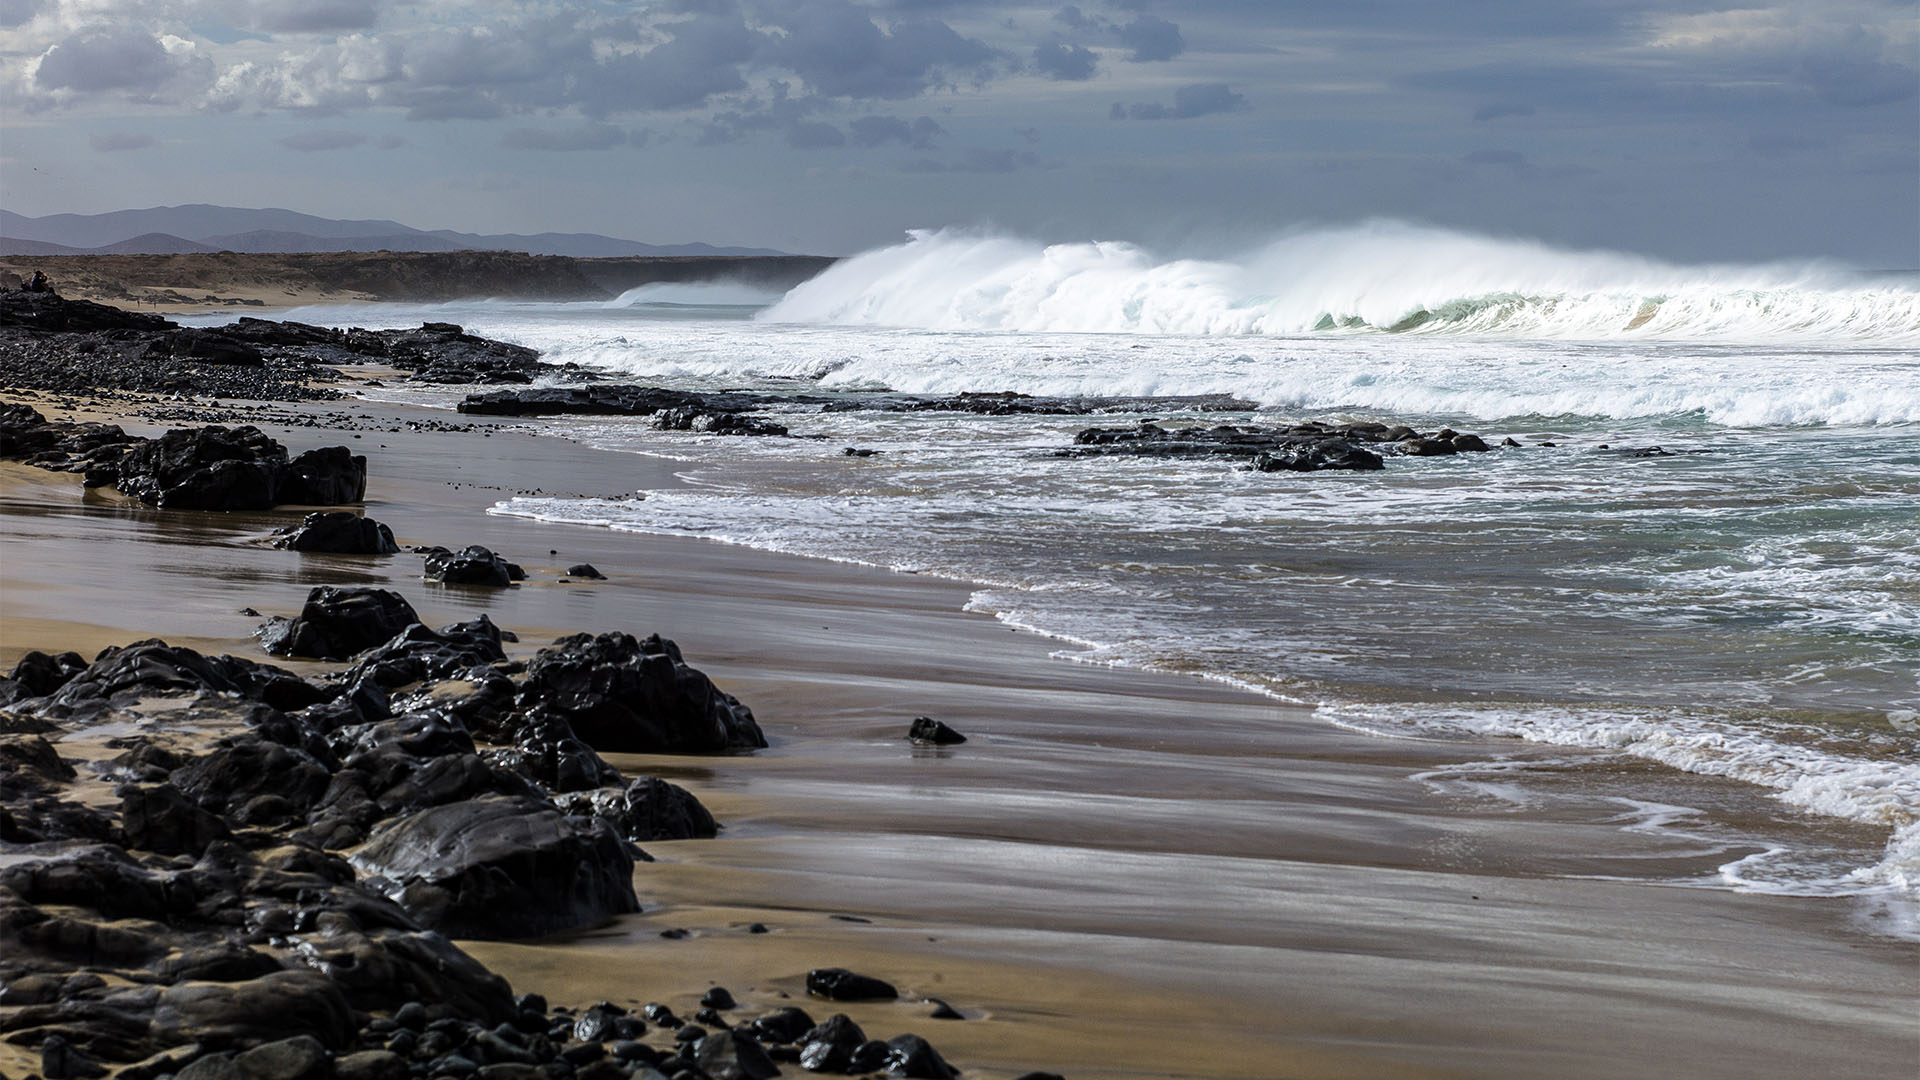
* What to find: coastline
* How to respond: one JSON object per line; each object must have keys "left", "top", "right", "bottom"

{"left": 4, "top": 385, "right": 1914, "bottom": 1078}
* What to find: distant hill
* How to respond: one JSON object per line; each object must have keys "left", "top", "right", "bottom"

{"left": 0, "top": 205, "right": 796, "bottom": 258}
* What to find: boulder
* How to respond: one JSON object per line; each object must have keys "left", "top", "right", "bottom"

{"left": 351, "top": 795, "right": 640, "bottom": 939}
{"left": 564, "top": 563, "right": 606, "bottom": 580}
{"left": 517, "top": 632, "right": 766, "bottom": 754}
{"left": 112, "top": 425, "right": 286, "bottom": 510}
{"left": 691, "top": 1031, "right": 779, "bottom": 1080}
{"left": 259, "top": 587, "right": 421, "bottom": 661}
{"left": 551, "top": 776, "right": 718, "bottom": 841}
{"left": 280, "top": 447, "right": 368, "bottom": 506}
{"left": 272, "top": 512, "right": 398, "bottom": 555}
{"left": 883, "top": 1034, "right": 959, "bottom": 1079}
{"left": 151, "top": 971, "right": 357, "bottom": 1049}
{"left": 421, "top": 546, "right": 521, "bottom": 587}
{"left": 7, "top": 649, "right": 89, "bottom": 698}
{"left": 234, "top": 1036, "right": 333, "bottom": 1080}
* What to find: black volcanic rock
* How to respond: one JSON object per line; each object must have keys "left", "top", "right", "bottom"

{"left": 517, "top": 632, "right": 766, "bottom": 754}
{"left": 1250, "top": 439, "right": 1384, "bottom": 472}
{"left": 806, "top": 968, "right": 898, "bottom": 1002}
{"left": 103, "top": 425, "right": 366, "bottom": 510}
{"left": 351, "top": 795, "right": 640, "bottom": 939}
{"left": 259, "top": 587, "right": 421, "bottom": 661}
{"left": 272, "top": 511, "right": 400, "bottom": 555}
{"left": 421, "top": 545, "right": 522, "bottom": 587}
{"left": 908, "top": 717, "right": 967, "bottom": 745}
{"left": 552, "top": 776, "right": 719, "bottom": 841}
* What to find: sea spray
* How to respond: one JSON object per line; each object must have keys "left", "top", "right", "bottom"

{"left": 760, "top": 222, "right": 1920, "bottom": 341}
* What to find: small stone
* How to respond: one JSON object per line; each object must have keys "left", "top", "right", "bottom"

{"left": 673, "top": 1025, "right": 707, "bottom": 1043}
{"left": 746, "top": 922, "right": 769, "bottom": 934}
{"left": 924, "top": 998, "right": 963, "bottom": 1020}
{"left": 691, "top": 1031, "right": 778, "bottom": 1080}
{"left": 694, "top": 1007, "right": 728, "bottom": 1027}
{"left": 883, "top": 1034, "right": 958, "bottom": 1079}
{"left": 700, "top": 986, "right": 736, "bottom": 1010}
{"left": 176, "top": 1054, "right": 244, "bottom": 1080}
{"left": 334, "top": 1052, "right": 407, "bottom": 1080}
{"left": 907, "top": 717, "right": 966, "bottom": 745}
{"left": 1013, "top": 1073, "right": 1068, "bottom": 1080}
{"left": 806, "top": 968, "right": 898, "bottom": 1001}
{"left": 42, "top": 1035, "right": 108, "bottom": 1080}
{"left": 659, "top": 927, "right": 691, "bottom": 940}
{"left": 565, "top": 564, "right": 606, "bottom": 579}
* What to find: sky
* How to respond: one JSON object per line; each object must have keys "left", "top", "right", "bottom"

{"left": 1, "top": 0, "right": 1916, "bottom": 264}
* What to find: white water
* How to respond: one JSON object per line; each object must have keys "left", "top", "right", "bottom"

{"left": 763, "top": 222, "right": 1920, "bottom": 342}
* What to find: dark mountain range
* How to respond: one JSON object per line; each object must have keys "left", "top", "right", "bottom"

{"left": 0, "top": 205, "right": 794, "bottom": 258}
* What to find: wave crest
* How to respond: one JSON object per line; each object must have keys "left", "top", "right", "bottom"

{"left": 762, "top": 223, "right": 1920, "bottom": 341}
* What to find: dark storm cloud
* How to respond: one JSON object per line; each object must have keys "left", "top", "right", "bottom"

{"left": 501, "top": 124, "right": 630, "bottom": 151}
{"left": 1113, "top": 83, "right": 1247, "bottom": 120}
{"left": 90, "top": 132, "right": 158, "bottom": 152}
{"left": 589, "top": 14, "right": 760, "bottom": 113}
{"left": 0, "top": 0, "right": 34, "bottom": 30}
{"left": 849, "top": 114, "right": 944, "bottom": 149}
{"left": 278, "top": 129, "right": 369, "bottom": 151}
{"left": 1032, "top": 41, "right": 1097, "bottom": 81}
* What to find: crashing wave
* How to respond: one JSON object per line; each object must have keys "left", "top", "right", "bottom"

{"left": 761, "top": 222, "right": 1920, "bottom": 342}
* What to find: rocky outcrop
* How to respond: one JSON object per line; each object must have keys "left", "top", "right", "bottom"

{"left": 516, "top": 632, "right": 767, "bottom": 754}
{"left": 1069, "top": 418, "right": 1494, "bottom": 471}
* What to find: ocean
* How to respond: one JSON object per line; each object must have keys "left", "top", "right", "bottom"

{"left": 213, "top": 222, "right": 1920, "bottom": 933}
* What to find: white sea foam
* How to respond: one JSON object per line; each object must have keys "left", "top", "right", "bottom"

{"left": 761, "top": 222, "right": 1920, "bottom": 342}
{"left": 1317, "top": 699, "right": 1920, "bottom": 901}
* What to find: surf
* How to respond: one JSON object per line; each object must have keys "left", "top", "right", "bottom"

{"left": 760, "top": 221, "right": 1920, "bottom": 342}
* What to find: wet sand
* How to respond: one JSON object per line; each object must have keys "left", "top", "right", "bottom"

{"left": 1, "top": 392, "right": 1914, "bottom": 1079}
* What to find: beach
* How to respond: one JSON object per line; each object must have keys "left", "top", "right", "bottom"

{"left": 4, "top": 376, "right": 1913, "bottom": 1079}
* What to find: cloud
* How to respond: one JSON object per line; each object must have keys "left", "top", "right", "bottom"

{"left": 278, "top": 129, "right": 369, "bottom": 151}
{"left": 1114, "top": 14, "right": 1182, "bottom": 62}
{"left": 500, "top": 123, "right": 629, "bottom": 151}
{"left": 1473, "top": 102, "right": 1534, "bottom": 122}
{"left": 849, "top": 114, "right": 944, "bottom": 149}
{"left": 375, "top": 133, "right": 408, "bottom": 149}
{"left": 90, "top": 132, "right": 157, "bottom": 152}
{"left": 33, "top": 30, "right": 203, "bottom": 96}
{"left": 0, "top": 0, "right": 35, "bottom": 31}
{"left": 902, "top": 147, "right": 1040, "bottom": 173}
{"left": 590, "top": 13, "right": 758, "bottom": 113}
{"left": 1113, "top": 82, "right": 1247, "bottom": 120}
{"left": 1033, "top": 41, "right": 1097, "bottom": 81}
{"left": 253, "top": 1, "right": 381, "bottom": 34}
{"left": 786, "top": 119, "right": 847, "bottom": 148}
{"left": 761, "top": 2, "right": 1000, "bottom": 99}
{"left": 1461, "top": 148, "right": 1528, "bottom": 167}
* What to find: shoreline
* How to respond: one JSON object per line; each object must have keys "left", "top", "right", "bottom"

{"left": 4, "top": 383, "right": 1915, "bottom": 1078}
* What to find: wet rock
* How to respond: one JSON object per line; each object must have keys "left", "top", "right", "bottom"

{"left": 924, "top": 998, "right": 962, "bottom": 1020}
{"left": 1250, "top": 439, "right": 1383, "bottom": 473}
{"left": 351, "top": 795, "right": 640, "bottom": 939}
{"left": 1011, "top": 1073, "right": 1068, "bottom": 1080}
{"left": 260, "top": 587, "right": 421, "bottom": 661}
{"left": 550, "top": 776, "right": 717, "bottom": 841}
{"left": 336, "top": 617, "right": 510, "bottom": 694}
{"left": 151, "top": 970, "right": 357, "bottom": 1049}
{"left": 806, "top": 969, "right": 897, "bottom": 1002}
{"left": 422, "top": 546, "right": 521, "bottom": 587}
{"left": 41, "top": 1033, "right": 108, "bottom": 1079}
{"left": 0, "top": 733, "right": 77, "bottom": 792}
{"left": 907, "top": 717, "right": 966, "bottom": 746}
{"left": 173, "top": 735, "right": 332, "bottom": 819}
{"left": 517, "top": 632, "right": 766, "bottom": 754}
{"left": 272, "top": 512, "right": 400, "bottom": 555}
{"left": 483, "top": 713, "right": 624, "bottom": 795}
{"left": 883, "top": 1034, "right": 958, "bottom": 1079}
{"left": 334, "top": 1051, "right": 408, "bottom": 1080}
{"left": 652, "top": 408, "right": 789, "bottom": 438}
{"left": 8, "top": 649, "right": 89, "bottom": 698}
{"left": 151, "top": 328, "right": 265, "bottom": 367}
{"left": 692, "top": 1030, "right": 779, "bottom": 1080}
{"left": 701, "top": 986, "right": 737, "bottom": 1010}
{"left": 748, "top": 1007, "right": 816, "bottom": 1045}
{"left": 235, "top": 1036, "right": 334, "bottom": 1080}
{"left": 177, "top": 1055, "right": 245, "bottom": 1080}
{"left": 565, "top": 563, "right": 606, "bottom": 580}
{"left": 120, "top": 783, "right": 232, "bottom": 855}
{"left": 106, "top": 425, "right": 366, "bottom": 510}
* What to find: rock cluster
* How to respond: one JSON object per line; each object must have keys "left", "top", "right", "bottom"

{"left": 0, "top": 291, "right": 573, "bottom": 400}
{"left": 1067, "top": 419, "right": 1495, "bottom": 472}
{"left": 0, "top": 404, "right": 367, "bottom": 510}
{"left": 0, "top": 584, "right": 994, "bottom": 1079}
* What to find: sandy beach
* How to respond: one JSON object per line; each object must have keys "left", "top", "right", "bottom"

{"left": 3, "top": 384, "right": 1913, "bottom": 1080}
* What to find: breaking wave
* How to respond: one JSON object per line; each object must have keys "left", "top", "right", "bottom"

{"left": 762, "top": 222, "right": 1920, "bottom": 341}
